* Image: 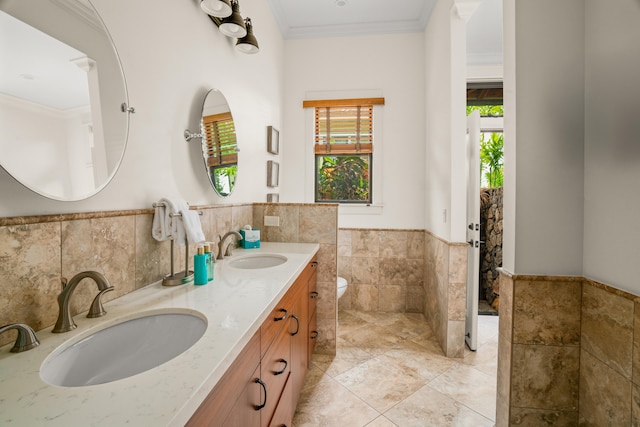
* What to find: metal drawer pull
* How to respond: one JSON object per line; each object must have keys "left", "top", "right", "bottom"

{"left": 274, "top": 358, "right": 288, "bottom": 375}
{"left": 255, "top": 378, "right": 267, "bottom": 410}
{"left": 291, "top": 314, "right": 300, "bottom": 336}
{"left": 311, "top": 262, "right": 318, "bottom": 268}
{"left": 310, "top": 331, "right": 318, "bottom": 340}
{"left": 274, "top": 308, "right": 287, "bottom": 321}
{"left": 310, "top": 291, "right": 319, "bottom": 300}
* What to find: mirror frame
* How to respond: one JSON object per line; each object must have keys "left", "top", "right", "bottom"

{"left": 188, "top": 89, "right": 239, "bottom": 198}
{"left": 0, "top": 0, "right": 131, "bottom": 201}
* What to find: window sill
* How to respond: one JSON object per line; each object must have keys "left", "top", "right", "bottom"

{"left": 338, "top": 204, "right": 384, "bottom": 215}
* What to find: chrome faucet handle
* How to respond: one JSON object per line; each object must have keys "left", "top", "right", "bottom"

{"left": 87, "top": 286, "right": 114, "bottom": 318}
{"left": 0, "top": 323, "right": 40, "bottom": 353}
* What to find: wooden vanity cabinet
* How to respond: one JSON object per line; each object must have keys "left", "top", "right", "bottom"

{"left": 307, "top": 261, "right": 318, "bottom": 364}
{"left": 187, "top": 256, "right": 318, "bottom": 427}
{"left": 186, "top": 330, "right": 261, "bottom": 427}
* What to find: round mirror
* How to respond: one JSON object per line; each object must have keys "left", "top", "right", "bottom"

{"left": 0, "top": 0, "right": 130, "bottom": 201}
{"left": 198, "top": 89, "right": 238, "bottom": 197}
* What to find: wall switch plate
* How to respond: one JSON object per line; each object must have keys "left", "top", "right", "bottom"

{"left": 443, "top": 209, "right": 447, "bottom": 223}
{"left": 264, "top": 215, "right": 280, "bottom": 227}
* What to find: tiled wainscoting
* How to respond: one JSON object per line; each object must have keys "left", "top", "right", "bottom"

{"left": 424, "top": 231, "right": 468, "bottom": 358}
{"left": 498, "top": 271, "right": 640, "bottom": 426}
{"left": 0, "top": 203, "right": 338, "bottom": 354}
{"left": 337, "top": 228, "right": 468, "bottom": 359}
{"left": 253, "top": 203, "right": 338, "bottom": 354}
{"left": 337, "top": 228, "right": 426, "bottom": 313}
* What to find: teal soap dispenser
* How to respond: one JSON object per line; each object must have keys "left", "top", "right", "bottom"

{"left": 194, "top": 245, "right": 208, "bottom": 285}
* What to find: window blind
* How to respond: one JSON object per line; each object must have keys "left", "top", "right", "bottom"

{"left": 303, "top": 98, "right": 384, "bottom": 155}
{"left": 203, "top": 112, "right": 238, "bottom": 167}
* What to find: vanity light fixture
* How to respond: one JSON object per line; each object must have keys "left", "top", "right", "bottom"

{"left": 236, "top": 18, "right": 259, "bottom": 54}
{"left": 218, "top": 0, "right": 247, "bottom": 38}
{"left": 201, "top": 0, "right": 258, "bottom": 54}
{"left": 200, "top": 0, "right": 232, "bottom": 18}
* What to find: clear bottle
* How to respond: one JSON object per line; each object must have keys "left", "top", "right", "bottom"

{"left": 203, "top": 243, "right": 214, "bottom": 282}
{"left": 194, "top": 246, "right": 208, "bottom": 285}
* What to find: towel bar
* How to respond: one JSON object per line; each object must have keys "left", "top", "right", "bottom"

{"left": 152, "top": 203, "right": 203, "bottom": 286}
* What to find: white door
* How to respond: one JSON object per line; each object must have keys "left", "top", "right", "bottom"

{"left": 465, "top": 110, "right": 481, "bottom": 351}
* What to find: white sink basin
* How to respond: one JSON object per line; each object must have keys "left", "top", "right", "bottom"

{"left": 228, "top": 254, "right": 288, "bottom": 269}
{"left": 40, "top": 310, "right": 207, "bottom": 387}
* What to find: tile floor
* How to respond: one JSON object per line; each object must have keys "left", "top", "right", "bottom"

{"left": 293, "top": 310, "right": 499, "bottom": 427}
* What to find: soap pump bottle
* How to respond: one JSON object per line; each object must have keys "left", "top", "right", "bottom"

{"left": 194, "top": 245, "right": 208, "bottom": 286}
{"left": 203, "top": 243, "right": 214, "bottom": 282}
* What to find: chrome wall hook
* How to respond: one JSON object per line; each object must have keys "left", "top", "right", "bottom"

{"left": 184, "top": 129, "right": 205, "bottom": 142}
{"left": 121, "top": 103, "right": 136, "bottom": 114}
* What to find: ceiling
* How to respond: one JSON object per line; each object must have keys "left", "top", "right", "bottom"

{"left": 267, "top": 0, "right": 503, "bottom": 66}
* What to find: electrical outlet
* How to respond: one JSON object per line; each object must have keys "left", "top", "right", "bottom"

{"left": 264, "top": 215, "right": 280, "bottom": 227}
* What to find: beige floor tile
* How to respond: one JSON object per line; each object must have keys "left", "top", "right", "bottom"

{"left": 312, "top": 343, "right": 376, "bottom": 378}
{"left": 295, "top": 311, "right": 499, "bottom": 426}
{"left": 384, "top": 385, "right": 495, "bottom": 427}
{"left": 463, "top": 334, "right": 499, "bottom": 376}
{"left": 365, "top": 415, "right": 399, "bottom": 426}
{"left": 427, "top": 363, "right": 497, "bottom": 420}
{"left": 335, "top": 355, "right": 429, "bottom": 412}
{"left": 294, "top": 371, "right": 379, "bottom": 427}
{"left": 339, "top": 323, "right": 409, "bottom": 356}
{"left": 376, "top": 340, "right": 459, "bottom": 382}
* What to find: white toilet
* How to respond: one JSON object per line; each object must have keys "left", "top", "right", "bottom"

{"left": 337, "top": 276, "right": 348, "bottom": 299}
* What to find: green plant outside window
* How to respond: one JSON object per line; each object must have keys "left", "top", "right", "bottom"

{"left": 315, "top": 155, "right": 371, "bottom": 203}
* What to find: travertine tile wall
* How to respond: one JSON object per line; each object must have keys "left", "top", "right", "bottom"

{"left": 497, "top": 272, "right": 640, "bottom": 426}
{"left": 424, "top": 231, "right": 468, "bottom": 358}
{"left": 0, "top": 203, "right": 338, "bottom": 350}
{"left": 336, "top": 229, "right": 425, "bottom": 313}
{"left": 253, "top": 203, "right": 338, "bottom": 355}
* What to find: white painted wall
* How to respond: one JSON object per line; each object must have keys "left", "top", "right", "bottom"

{"left": 281, "top": 33, "right": 426, "bottom": 229}
{"left": 583, "top": 0, "right": 640, "bottom": 293}
{"left": 424, "top": 0, "right": 470, "bottom": 243}
{"left": 501, "top": 0, "right": 585, "bottom": 275}
{"left": 0, "top": 0, "right": 284, "bottom": 216}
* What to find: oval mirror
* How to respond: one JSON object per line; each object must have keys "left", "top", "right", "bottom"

{"left": 0, "top": 0, "right": 130, "bottom": 201}
{"left": 198, "top": 89, "right": 238, "bottom": 197}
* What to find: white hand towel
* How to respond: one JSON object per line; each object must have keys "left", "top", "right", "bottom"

{"left": 181, "top": 209, "right": 206, "bottom": 245}
{"left": 152, "top": 200, "right": 171, "bottom": 241}
{"left": 152, "top": 198, "right": 205, "bottom": 245}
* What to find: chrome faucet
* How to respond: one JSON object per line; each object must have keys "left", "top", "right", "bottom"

{"left": 0, "top": 323, "right": 40, "bottom": 353}
{"left": 217, "top": 230, "right": 242, "bottom": 259}
{"left": 52, "top": 271, "right": 114, "bottom": 333}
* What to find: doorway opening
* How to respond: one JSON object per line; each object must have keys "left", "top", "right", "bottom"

{"left": 467, "top": 82, "right": 503, "bottom": 316}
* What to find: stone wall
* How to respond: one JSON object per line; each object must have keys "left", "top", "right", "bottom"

{"left": 480, "top": 187, "right": 503, "bottom": 310}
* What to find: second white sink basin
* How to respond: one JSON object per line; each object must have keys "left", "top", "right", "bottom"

{"left": 40, "top": 310, "right": 207, "bottom": 387}
{"left": 228, "top": 254, "right": 288, "bottom": 269}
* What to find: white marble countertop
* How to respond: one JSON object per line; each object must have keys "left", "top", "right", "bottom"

{"left": 0, "top": 242, "right": 319, "bottom": 426}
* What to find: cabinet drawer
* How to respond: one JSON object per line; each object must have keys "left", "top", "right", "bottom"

{"left": 187, "top": 330, "right": 260, "bottom": 427}
{"left": 308, "top": 310, "right": 317, "bottom": 364}
{"left": 269, "top": 374, "right": 293, "bottom": 427}
{"left": 261, "top": 303, "right": 289, "bottom": 358}
{"left": 261, "top": 324, "right": 291, "bottom": 426}
{"left": 308, "top": 266, "right": 318, "bottom": 318}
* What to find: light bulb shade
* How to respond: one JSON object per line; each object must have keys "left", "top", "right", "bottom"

{"left": 219, "top": 1, "right": 247, "bottom": 38}
{"left": 236, "top": 18, "right": 259, "bottom": 54}
{"left": 200, "top": 0, "right": 232, "bottom": 18}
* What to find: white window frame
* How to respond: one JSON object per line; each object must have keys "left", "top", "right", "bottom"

{"left": 303, "top": 90, "right": 384, "bottom": 215}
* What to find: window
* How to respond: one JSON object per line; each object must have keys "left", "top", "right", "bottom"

{"left": 203, "top": 112, "right": 238, "bottom": 196}
{"left": 303, "top": 98, "right": 384, "bottom": 204}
